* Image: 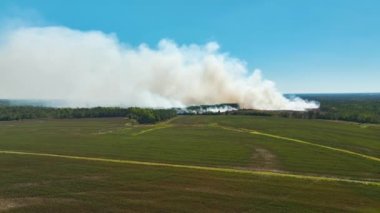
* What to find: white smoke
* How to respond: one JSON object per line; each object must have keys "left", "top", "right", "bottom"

{"left": 199, "top": 105, "right": 238, "bottom": 113}
{"left": 0, "top": 26, "right": 319, "bottom": 111}
{"left": 178, "top": 105, "right": 238, "bottom": 114}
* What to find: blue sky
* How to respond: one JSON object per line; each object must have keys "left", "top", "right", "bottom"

{"left": 0, "top": 0, "right": 379, "bottom": 93}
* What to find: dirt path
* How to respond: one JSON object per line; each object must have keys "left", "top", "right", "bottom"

{"left": 133, "top": 125, "right": 172, "bottom": 136}
{"left": 0, "top": 150, "right": 379, "bottom": 187}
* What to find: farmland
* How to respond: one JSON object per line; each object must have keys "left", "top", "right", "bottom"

{"left": 0, "top": 116, "right": 380, "bottom": 212}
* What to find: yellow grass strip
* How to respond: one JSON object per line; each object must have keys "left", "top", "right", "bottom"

{"left": 0, "top": 150, "right": 379, "bottom": 186}
{"left": 215, "top": 124, "right": 380, "bottom": 163}
{"left": 250, "top": 131, "right": 380, "bottom": 163}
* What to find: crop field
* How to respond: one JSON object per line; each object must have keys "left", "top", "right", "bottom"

{"left": 0, "top": 115, "right": 380, "bottom": 212}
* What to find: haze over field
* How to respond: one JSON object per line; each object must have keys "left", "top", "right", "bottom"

{"left": 0, "top": 26, "right": 318, "bottom": 110}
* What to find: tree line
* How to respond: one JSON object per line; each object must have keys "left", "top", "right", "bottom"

{"left": 0, "top": 106, "right": 177, "bottom": 124}
{"left": 1, "top": 94, "right": 379, "bottom": 124}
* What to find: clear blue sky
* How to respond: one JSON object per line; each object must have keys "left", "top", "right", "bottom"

{"left": 0, "top": 0, "right": 379, "bottom": 93}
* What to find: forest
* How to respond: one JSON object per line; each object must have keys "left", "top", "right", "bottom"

{"left": 297, "top": 93, "right": 380, "bottom": 123}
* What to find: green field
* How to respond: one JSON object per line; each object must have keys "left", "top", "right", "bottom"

{"left": 1, "top": 116, "right": 380, "bottom": 212}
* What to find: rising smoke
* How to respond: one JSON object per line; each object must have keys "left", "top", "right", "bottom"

{"left": 0, "top": 26, "right": 319, "bottom": 111}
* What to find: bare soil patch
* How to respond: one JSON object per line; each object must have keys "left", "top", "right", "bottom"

{"left": 250, "top": 148, "right": 278, "bottom": 170}
{"left": 0, "top": 197, "right": 76, "bottom": 211}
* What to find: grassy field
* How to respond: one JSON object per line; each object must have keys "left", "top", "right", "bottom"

{"left": 0, "top": 116, "right": 380, "bottom": 212}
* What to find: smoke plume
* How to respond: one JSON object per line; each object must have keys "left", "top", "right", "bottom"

{"left": 0, "top": 26, "right": 319, "bottom": 110}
